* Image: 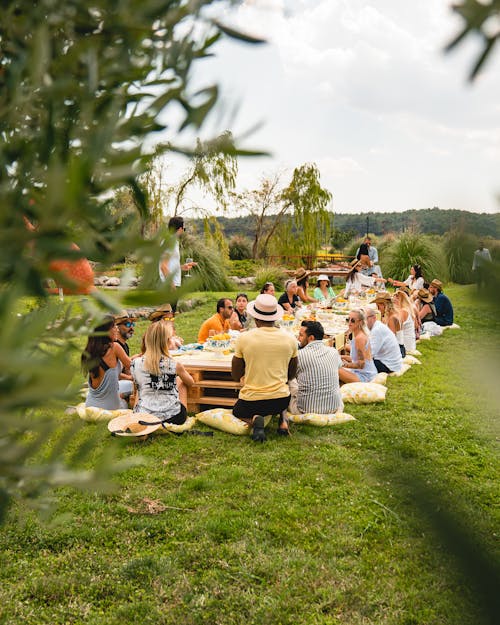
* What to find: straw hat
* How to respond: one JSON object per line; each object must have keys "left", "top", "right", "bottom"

{"left": 397, "top": 285, "right": 411, "bottom": 296}
{"left": 148, "top": 303, "right": 174, "bottom": 322}
{"left": 430, "top": 279, "right": 443, "bottom": 291}
{"left": 114, "top": 310, "right": 137, "bottom": 324}
{"left": 316, "top": 274, "right": 330, "bottom": 284}
{"left": 246, "top": 294, "right": 284, "bottom": 322}
{"left": 349, "top": 258, "right": 362, "bottom": 269}
{"left": 108, "top": 413, "right": 162, "bottom": 438}
{"left": 417, "top": 288, "right": 433, "bottom": 303}
{"left": 370, "top": 292, "right": 392, "bottom": 305}
{"left": 294, "top": 267, "right": 310, "bottom": 281}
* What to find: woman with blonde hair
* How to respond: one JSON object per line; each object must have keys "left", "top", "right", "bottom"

{"left": 371, "top": 292, "right": 406, "bottom": 356}
{"left": 339, "top": 309, "right": 377, "bottom": 383}
{"left": 131, "top": 322, "right": 194, "bottom": 424}
{"left": 393, "top": 289, "right": 417, "bottom": 353}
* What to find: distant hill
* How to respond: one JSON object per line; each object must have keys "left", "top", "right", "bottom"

{"left": 191, "top": 208, "right": 499, "bottom": 239}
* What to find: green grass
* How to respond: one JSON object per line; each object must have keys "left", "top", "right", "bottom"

{"left": 0, "top": 285, "right": 499, "bottom": 624}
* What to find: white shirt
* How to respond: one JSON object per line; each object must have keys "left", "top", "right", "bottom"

{"left": 369, "top": 320, "right": 402, "bottom": 372}
{"left": 159, "top": 239, "right": 181, "bottom": 286}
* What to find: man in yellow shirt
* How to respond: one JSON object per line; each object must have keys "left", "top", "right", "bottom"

{"left": 198, "top": 298, "right": 233, "bottom": 343}
{"left": 231, "top": 294, "right": 298, "bottom": 442}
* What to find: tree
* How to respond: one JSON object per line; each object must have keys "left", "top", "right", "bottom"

{"left": 232, "top": 164, "right": 333, "bottom": 260}
{"left": 0, "top": 0, "right": 259, "bottom": 519}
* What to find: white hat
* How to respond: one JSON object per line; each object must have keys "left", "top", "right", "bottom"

{"left": 246, "top": 294, "right": 284, "bottom": 322}
{"left": 108, "top": 413, "right": 162, "bottom": 438}
{"left": 316, "top": 274, "right": 330, "bottom": 283}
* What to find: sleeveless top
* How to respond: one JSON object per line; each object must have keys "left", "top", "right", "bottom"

{"left": 131, "top": 355, "right": 181, "bottom": 420}
{"left": 86, "top": 359, "right": 122, "bottom": 409}
{"left": 421, "top": 302, "right": 436, "bottom": 323}
{"left": 401, "top": 315, "right": 416, "bottom": 352}
{"left": 350, "top": 334, "right": 377, "bottom": 383}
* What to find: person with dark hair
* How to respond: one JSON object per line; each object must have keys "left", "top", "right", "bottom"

{"left": 198, "top": 298, "right": 233, "bottom": 343}
{"left": 82, "top": 316, "right": 131, "bottom": 410}
{"left": 288, "top": 321, "right": 343, "bottom": 414}
{"left": 429, "top": 279, "right": 454, "bottom": 326}
{"left": 472, "top": 241, "right": 492, "bottom": 290}
{"left": 388, "top": 264, "right": 424, "bottom": 292}
{"left": 230, "top": 293, "right": 251, "bottom": 331}
{"left": 159, "top": 216, "right": 197, "bottom": 310}
{"left": 231, "top": 294, "right": 297, "bottom": 442}
{"left": 260, "top": 282, "right": 275, "bottom": 295}
{"left": 294, "top": 268, "right": 316, "bottom": 303}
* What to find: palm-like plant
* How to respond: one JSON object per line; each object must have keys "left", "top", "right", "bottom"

{"left": 443, "top": 230, "right": 477, "bottom": 284}
{"left": 382, "top": 232, "right": 447, "bottom": 283}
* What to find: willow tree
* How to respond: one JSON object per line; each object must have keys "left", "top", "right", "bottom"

{"left": 0, "top": 0, "right": 260, "bottom": 519}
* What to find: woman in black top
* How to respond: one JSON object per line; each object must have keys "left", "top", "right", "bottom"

{"left": 278, "top": 279, "right": 302, "bottom": 312}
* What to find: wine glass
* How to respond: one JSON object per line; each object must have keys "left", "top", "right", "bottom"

{"left": 185, "top": 257, "right": 193, "bottom": 277}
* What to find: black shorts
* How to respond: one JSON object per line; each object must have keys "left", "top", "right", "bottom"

{"left": 137, "top": 404, "right": 187, "bottom": 426}
{"left": 233, "top": 396, "right": 290, "bottom": 421}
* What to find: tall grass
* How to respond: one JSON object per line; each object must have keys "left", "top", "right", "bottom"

{"left": 443, "top": 230, "right": 476, "bottom": 284}
{"left": 182, "top": 235, "right": 232, "bottom": 291}
{"left": 381, "top": 232, "right": 446, "bottom": 282}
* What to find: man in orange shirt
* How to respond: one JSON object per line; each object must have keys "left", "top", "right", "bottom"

{"left": 198, "top": 298, "right": 234, "bottom": 343}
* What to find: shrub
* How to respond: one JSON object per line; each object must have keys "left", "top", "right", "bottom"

{"left": 381, "top": 232, "right": 446, "bottom": 283}
{"left": 228, "top": 259, "right": 258, "bottom": 278}
{"left": 254, "top": 265, "right": 288, "bottom": 292}
{"left": 443, "top": 230, "right": 477, "bottom": 284}
{"left": 182, "top": 235, "right": 232, "bottom": 291}
{"left": 228, "top": 235, "right": 253, "bottom": 260}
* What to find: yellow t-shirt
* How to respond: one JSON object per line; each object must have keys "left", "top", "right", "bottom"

{"left": 198, "top": 313, "right": 230, "bottom": 343}
{"left": 234, "top": 327, "right": 298, "bottom": 401}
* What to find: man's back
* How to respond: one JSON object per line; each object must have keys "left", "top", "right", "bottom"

{"left": 235, "top": 327, "right": 297, "bottom": 401}
{"left": 297, "top": 341, "right": 342, "bottom": 413}
{"left": 370, "top": 320, "right": 402, "bottom": 372}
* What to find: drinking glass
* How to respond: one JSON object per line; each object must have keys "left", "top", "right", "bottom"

{"left": 185, "top": 257, "right": 193, "bottom": 277}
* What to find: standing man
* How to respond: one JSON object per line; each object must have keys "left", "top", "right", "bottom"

{"left": 159, "top": 216, "right": 197, "bottom": 310}
{"left": 289, "top": 321, "right": 343, "bottom": 415}
{"left": 428, "top": 279, "right": 454, "bottom": 327}
{"left": 231, "top": 294, "right": 298, "bottom": 442}
{"left": 365, "top": 309, "right": 403, "bottom": 374}
{"left": 472, "top": 241, "right": 492, "bottom": 290}
{"left": 198, "top": 298, "right": 234, "bottom": 343}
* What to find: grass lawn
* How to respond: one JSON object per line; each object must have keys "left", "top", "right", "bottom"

{"left": 0, "top": 285, "right": 498, "bottom": 624}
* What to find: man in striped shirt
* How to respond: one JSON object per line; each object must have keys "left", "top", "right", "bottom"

{"left": 289, "top": 321, "right": 343, "bottom": 414}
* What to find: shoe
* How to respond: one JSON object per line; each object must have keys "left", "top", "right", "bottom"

{"left": 251, "top": 415, "right": 266, "bottom": 442}
{"left": 277, "top": 410, "right": 290, "bottom": 436}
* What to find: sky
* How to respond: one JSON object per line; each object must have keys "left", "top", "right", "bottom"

{"left": 159, "top": 0, "right": 500, "bottom": 215}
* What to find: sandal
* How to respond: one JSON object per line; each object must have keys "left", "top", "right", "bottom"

{"left": 277, "top": 410, "right": 290, "bottom": 436}
{"left": 251, "top": 415, "right": 266, "bottom": 443}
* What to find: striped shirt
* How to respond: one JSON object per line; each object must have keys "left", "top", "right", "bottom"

{"left": 296, "top": 340, "right": 343, "bottom": 414}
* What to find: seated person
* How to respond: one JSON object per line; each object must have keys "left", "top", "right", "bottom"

{"left": 388, "top": 264, "right": 424, "bottom": 292}
{"left": 230, "top": 293, "right": 251, "bottom": 331}
{"left": 278, "top": 279, "right": 302, "bottom": 312}
{"left": 365, "top": 309, "right": 403, "bottom": 373}
{"left": 113, "top": 310, "right": 137, "bottom": 406}
{"left": 82, "top": 316, "right": 131, "bottom": 410}
{"left": 198, "top": 298, "right": 233, "bottom": 343}
{"left": 416, "top": 289, "right": 436, "bottom": 323}
{"left": 289, "top": 321, "right": 343, "bottom": 414}
{"left": 294, "top": 268, "right": 316, "bottom": 303}
{"left": 429, "top": 279, "right": 454, "bottom": 326}
{"left": 370, "top": 292, "right": 405, "bottom": 357}
{"left": 261, "top": 282, "right": 275, "bottom": 296}
{"left": 343, "top": 261, "right": 385, "bottom": 297}
{"left": 131, "top": 322, "right": 194, "bottom": 424}
{"left": 313, "top": 274, "right": 335, "bottom": 302}
{"left": 339, "top": 309, "right": 378, "bottom": 383}
{"left": 148, "top": 303, "right": 183, "bottom": 350}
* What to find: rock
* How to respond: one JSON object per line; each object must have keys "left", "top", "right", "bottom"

{"left": 105, "top": 277, "right": 121, "bottom": 287}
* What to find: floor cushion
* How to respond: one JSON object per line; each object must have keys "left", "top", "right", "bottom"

{"left": 196, "top": 408, "right": 272, "bottom": 435}
{"left": 287, "top": 411, "right": 356, "bottom": 426}
{"left": 340, "top": 382, "right": 387, "bottom": 404}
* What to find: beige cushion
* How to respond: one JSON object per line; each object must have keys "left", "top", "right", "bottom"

{"left": 287, "top": 411, "right": 355, "bottom": 426}
{"left": 76, "top": 403, "right": 130, "bottom": 422}
{"left": 340, "top": 383, "right": 387, "bottom": 404}
{"left": 372, "top": 372, "right": 388, "bottom": 385}
{"left": 196, "top": 408, "right": 272, "bottom": 435}
{"left": 407, "top": 349, "right": 422, "bottom": 356}
{"left": 403, "top": 355, "right": 421, "bottom": 365}
{"left": 389, "top": 363, "right": 412, "bottom": 377}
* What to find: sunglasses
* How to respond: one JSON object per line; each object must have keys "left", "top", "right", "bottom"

{"left": 347, "top": 317, "right": 357, "bottom": 323}
{"left": 124, "top": 322, "right": 135, "bottom": 328}
{"left": 226, "top": 305, "right": 234, "bottom": 309}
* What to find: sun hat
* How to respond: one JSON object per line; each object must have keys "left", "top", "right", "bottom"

{"left": 246, "top": 294, "right": 284, "bottom": 322}
{"left": 417, "top": 288, "right": 433, "bottom": 303}
{"left": 349, "top": 258, "right": 362, "bottom": 269}
{"left": 148, "top": 303, "right": 174, "bottom": 322}
{"left": 114, "top": 310, "right": 138, "bottom": 324}
{"left": 397, "top": 285, "right": 411, "bottom": 296}
{"left": 294, "top": 267, "right": 310, "bottom": 281}
{"left": 108, "top": 413, "right": 163, "bottom": 438}
{"left": 316, "top": 274, "right": 330, "bottom": 284}
{"left": 430, "top": 279, "right": 443, "bottom": 291}
{"left": 370, "top": 292, "right": 392, "bottom": 305}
